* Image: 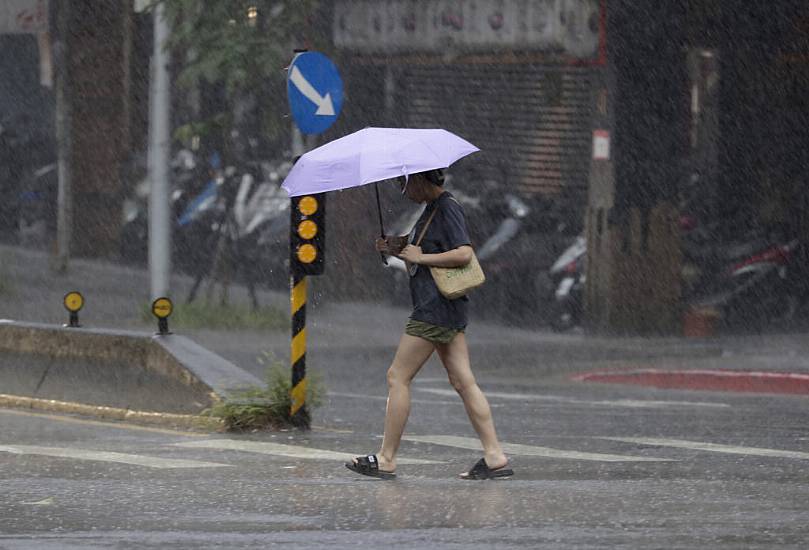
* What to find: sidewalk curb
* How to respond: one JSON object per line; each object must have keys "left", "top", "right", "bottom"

{"left": 0, "top": 394, "right": 225, "bottom": 431}
{"left": 0, "top": 320, "right": 263, "bottom": 429}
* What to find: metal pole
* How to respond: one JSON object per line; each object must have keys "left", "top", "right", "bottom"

{"left": 289, "top": 124, "right": 308, "bottom": 428}
{"left": 291, "top": 125, "right": 305, "bottom": 159}
{"left": 53, "top": 0, "right": 71, "bottom": 273}
{"left": 290, "top": 270, "right": 309, "bottom": 428}
{"left": 148, "top": 2, "right": 171, "bottom": 300}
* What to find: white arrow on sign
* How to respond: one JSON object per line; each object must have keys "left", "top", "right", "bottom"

{"left": 289, "top": 65, "right": 335, "bottom": 116}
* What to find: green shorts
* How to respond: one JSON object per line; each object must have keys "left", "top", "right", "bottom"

{"left": 405, "top": 319, "right": 464, "bottom": 345}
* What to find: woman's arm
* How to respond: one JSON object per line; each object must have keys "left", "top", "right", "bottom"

{"left": 398, "top": 244, "right": 473, "bottom": 268}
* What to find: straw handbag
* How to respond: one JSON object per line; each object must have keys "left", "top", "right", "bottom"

{"left": 412, "top": 205, "right": 486, "bottom": 300}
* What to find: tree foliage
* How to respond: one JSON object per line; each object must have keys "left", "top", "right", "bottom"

{"left": 160, "top": 0, "right": 322, "bottom": 151}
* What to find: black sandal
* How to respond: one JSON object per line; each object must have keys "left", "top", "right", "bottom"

{"left": 459, "top": 458, "right": 513, "bottom": 480}
{"left": 345, "top": 454, "right": 397, "bottom": 480}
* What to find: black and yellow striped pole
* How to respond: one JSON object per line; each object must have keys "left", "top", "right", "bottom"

{"left": 290, "top": 270, "right": 309, "bottom": 426}
{"left": 289, "top": 193, "right": 325, "bottom": 428}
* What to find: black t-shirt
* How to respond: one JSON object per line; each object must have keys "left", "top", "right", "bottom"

{"left": 408, "top": 191, "right": 472, "bottom": 330}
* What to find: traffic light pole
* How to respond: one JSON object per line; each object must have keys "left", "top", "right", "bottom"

{"left": 290, "top": 269, "right": 310, "bottom": 428}
{"left": 285, "top": 49, "right": 342, "bottom": 429}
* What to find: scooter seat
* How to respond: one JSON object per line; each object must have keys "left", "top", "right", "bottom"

{"left": 718, "top": 239, "right": 769, "bottom": 261}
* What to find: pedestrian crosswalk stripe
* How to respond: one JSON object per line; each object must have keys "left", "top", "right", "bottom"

{"left": 0, "top": 408, "right": 207, "bottom": 438}
{"left": 416, "top": 388, "right": 729, "bottom": 409}
{"left": 403, "top": 435, "right": 673, "bottom": 462}
{"left": 0, "top": 445, "right": 229, "bottom": 469}
{"left": 173, "top": 439, "right": 441, "bottom": 465}
{"left": 328, "top": 391, "right": 460, "bottom": 406}
{"left": 601, "top": 437, "right": 809, "bottom": 460}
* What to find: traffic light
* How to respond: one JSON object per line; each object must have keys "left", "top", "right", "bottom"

{"left": 290, "top": 193, "right": 326, "bottom": 275}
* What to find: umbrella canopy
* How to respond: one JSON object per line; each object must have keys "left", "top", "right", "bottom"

{"left": 281, "top": 127, "right": 479, "bottom": 197}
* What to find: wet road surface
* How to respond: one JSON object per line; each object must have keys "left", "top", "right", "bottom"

{"left": 2, "top": 372, "right": 808, "bottom": 549}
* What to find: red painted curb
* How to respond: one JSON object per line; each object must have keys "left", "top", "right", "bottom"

{"left": 571, "top": 369, "right": 809, "bottom": 395}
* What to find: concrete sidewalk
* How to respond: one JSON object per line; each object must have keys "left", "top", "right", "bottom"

{"left": 2, "top": 243, "right": 808, "bottom": 385}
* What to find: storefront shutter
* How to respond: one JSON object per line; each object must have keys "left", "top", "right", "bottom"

{"left": 400, "top": 63, "right": 594, "bottom": 199}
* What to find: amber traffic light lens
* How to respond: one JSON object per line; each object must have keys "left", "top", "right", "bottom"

{"left": 296, "top": 243, "right": 317, "bottom": 264}
{"left": 297, "top": 220, "right": 318, "bottom": 239}
{"left": 298, "top": 196, "right": 318, "bottom": 216}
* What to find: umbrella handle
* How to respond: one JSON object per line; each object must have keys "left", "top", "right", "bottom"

{"left": 375, "top": 183, "right": 388, "bottom": 266}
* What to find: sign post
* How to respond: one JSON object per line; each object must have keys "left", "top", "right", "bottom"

{"left": 286, "top": 51, "right": 343, "bottom": 428}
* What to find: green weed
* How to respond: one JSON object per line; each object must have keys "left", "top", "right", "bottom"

{"left": 143, "top": 301, "right": 286, "bottom": 331}
{"left": 206, "top": 353, "right": 325, "bottom": 431}
{"left": 0, "top": 276, "right": 12, "bottom": 296}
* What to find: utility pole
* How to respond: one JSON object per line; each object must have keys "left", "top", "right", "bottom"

{"left": 52, "top": 0, "right": 71, "bottom": 274}
{"left": 148, "top": 1, "right": 171, "bottom": 300}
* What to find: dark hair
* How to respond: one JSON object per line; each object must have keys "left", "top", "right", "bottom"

{"left": 422, "top": 168, "right": 445, "bottom": 186}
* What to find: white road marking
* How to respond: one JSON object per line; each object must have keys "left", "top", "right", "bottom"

{"left": 0, "top": 445, "right": 229, "bottom": 469}
{"left": 602, "top": 437, "right": 809, "bottom": 460}
{"left": 328, "top": 391, "right": 462, "bottom": 406}
{"left": 416, "top": 388, "right": 729, "bottom": 409}
{"left": 590, "top": 398, "right": 728, "bottom": 409}
{"left": 22, "top": 497, "right": 55, "bottom": 506}
{"left": 403, "top": 435, "right": 673, "bottom": 462}
{"left": 173, "top": 439, "right": 441, "bottom": 465}
{"left": 0, "top": 408, "right": 206, "bottom": 438}
{"left": 311, "top": 425, "right": 354, "bottom": 434}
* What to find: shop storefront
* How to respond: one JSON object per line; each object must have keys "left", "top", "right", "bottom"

{"left": 332, "top": 0, "right": 603, "bottom": 200}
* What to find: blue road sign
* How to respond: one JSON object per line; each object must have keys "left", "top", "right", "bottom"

{"left": 287, "top": 52, "right": 344, "bottom": 135}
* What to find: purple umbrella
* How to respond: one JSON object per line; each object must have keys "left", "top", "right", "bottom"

{"left": 281, "top": 127, "right": 480, "bottom": 197}
{"left": 281, "top": 127, "right": 480, "bottom": 263}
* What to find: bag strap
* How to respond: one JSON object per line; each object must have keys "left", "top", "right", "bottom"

{"left": 413, "top": 205, "right": 439, "bottom": 246}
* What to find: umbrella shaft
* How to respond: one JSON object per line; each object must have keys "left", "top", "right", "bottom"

{"left": 374, "top": 183, "right": 388, "bottom": 265}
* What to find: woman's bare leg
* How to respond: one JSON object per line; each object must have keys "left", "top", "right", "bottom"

{"left": 373, "top": 333, "right": 435, "bottom": 472}
{"left": 436, "top": 333, "right": 507, "bottom": 469}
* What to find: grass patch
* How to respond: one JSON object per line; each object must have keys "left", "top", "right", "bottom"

{"left": 0, "top": 276, "right": 12, "bottom": 296}
{"left": 0, "top": 253, "right": 13, "bottom": 296}
{"left": 205, "top": 354, "right": 326, "bottom": 431}
{"left": 143, "top": 301, "right": 287, "bottom": 331}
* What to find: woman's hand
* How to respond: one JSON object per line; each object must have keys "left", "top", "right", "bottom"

{"left": 376, "top": 236, "right": 409, "bottom": 255}
{"left": 398, "top": 244, "right": 423, "bottom": 264}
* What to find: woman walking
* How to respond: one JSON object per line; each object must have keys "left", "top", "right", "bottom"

{"left": 346, "top": 169, "right": 512, "bottom": 480}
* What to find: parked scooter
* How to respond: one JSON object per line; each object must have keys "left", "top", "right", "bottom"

{"left": 119, "top": 148, "right": 207, "bottom": 266}
{"left": 17, "top": 163, "right": 57, "bottom": 248}
{"left": 472, "top": 192, "right": 540, "bottom": 322}
{"left": 2, "top": 113, "right": 57, "bottom": 246}
{"left": 541, "top": 234, "right": 586, "bottom": 332}
{"left": 183, "top": 157, "right": 293, "bottom": 306}
{"left": 544, "top": 219, "right": 807, "bottom": 333}
{"left": 231, "top": 158, "right": 293, "bottom": 288}
{"left": 690, "top": 229, "right": 806, "bottom": 330}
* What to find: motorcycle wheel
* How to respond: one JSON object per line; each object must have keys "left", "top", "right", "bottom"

{"left": 722, "top": 287, "right": 799, "bottom": 333}
{"left": 767, "top": 292, "right": 799, "bottom": 329}
{"left": 549, "top": 299, "right": 578, "bottom": 332}
{"left": 119, "top": 217, "right": 148, "bottom": 265}
{"left": 534, "top": 272, "right": 556, "bottom": 326}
